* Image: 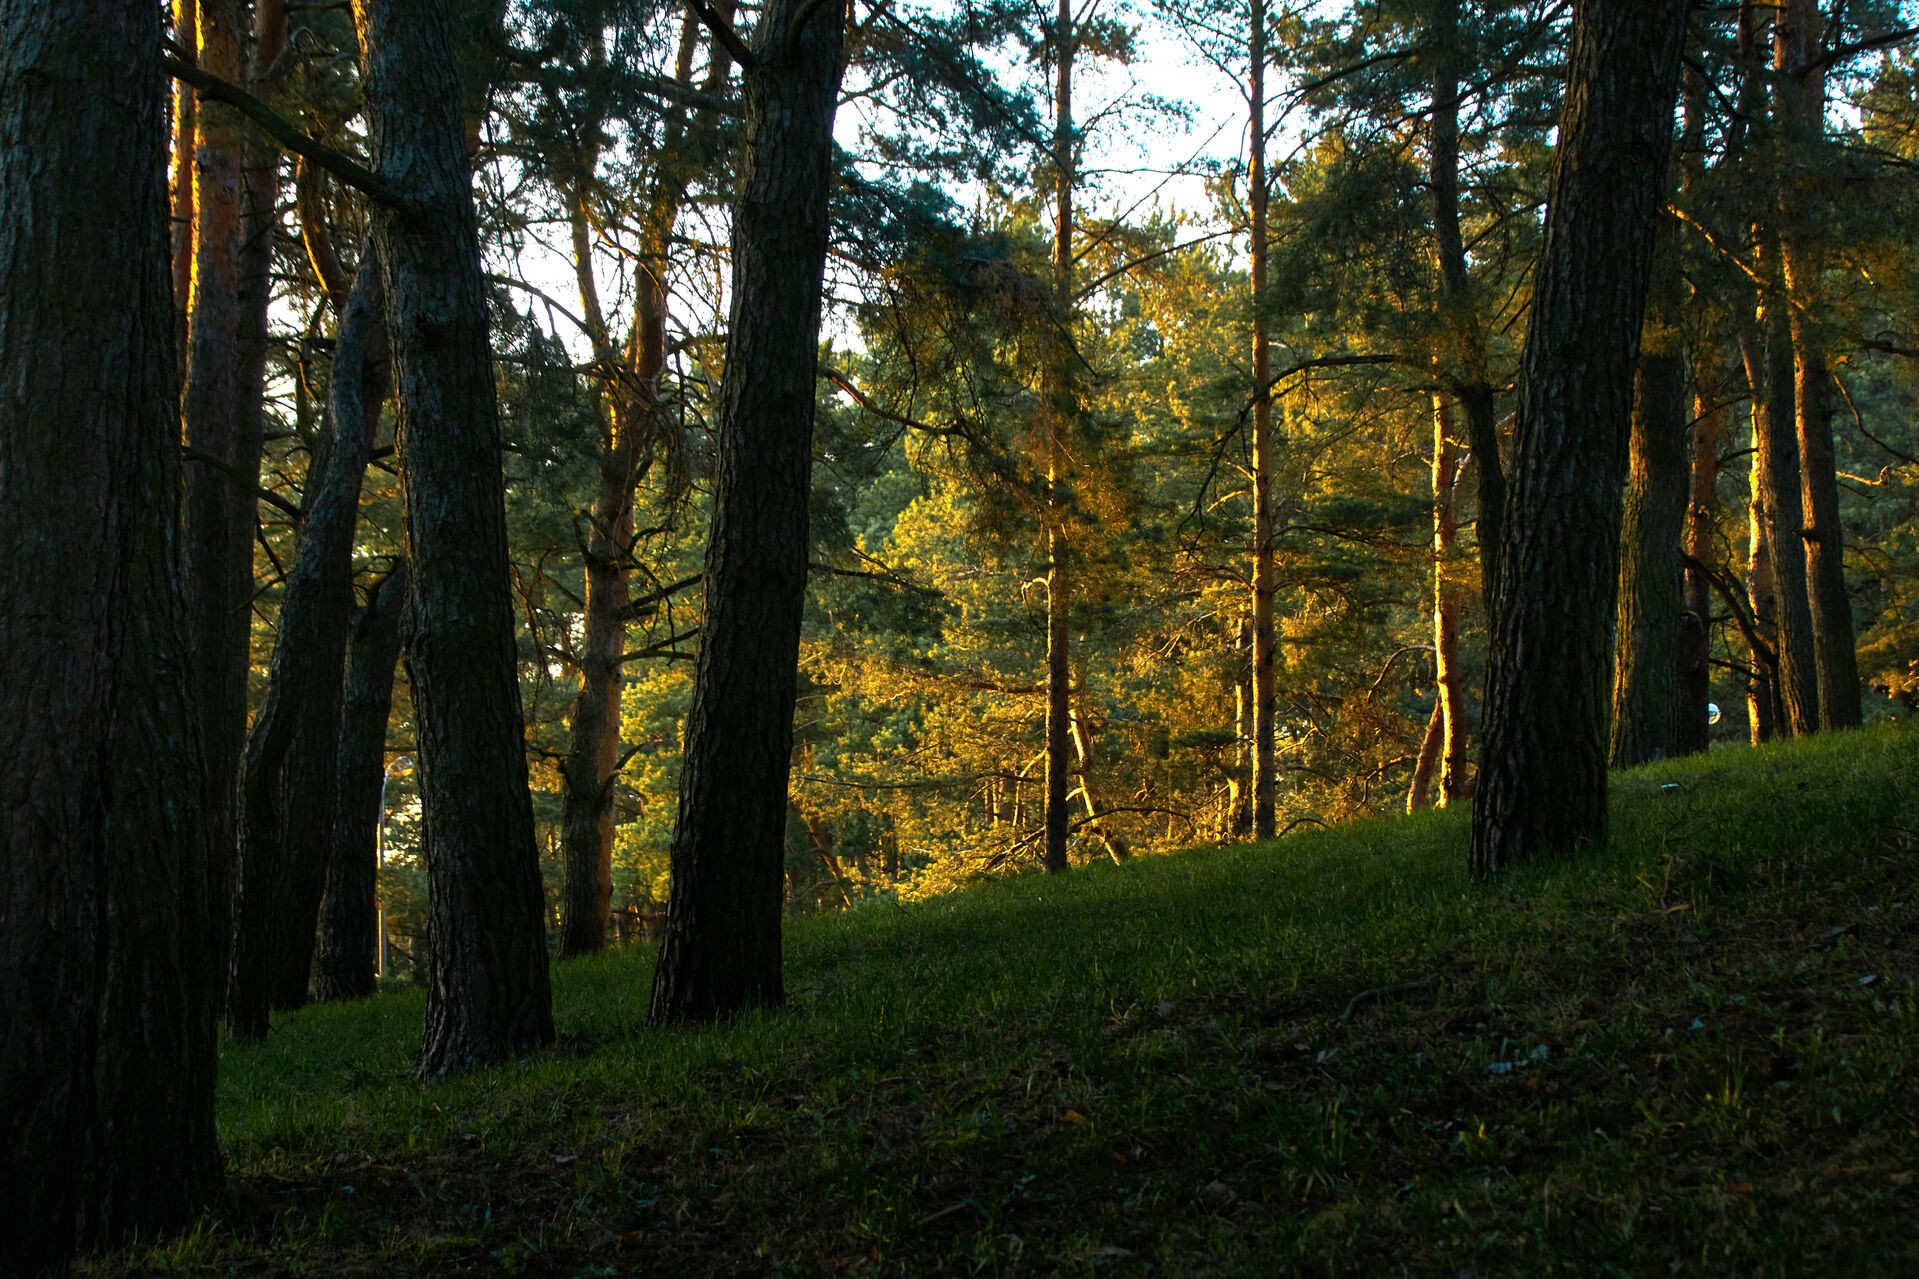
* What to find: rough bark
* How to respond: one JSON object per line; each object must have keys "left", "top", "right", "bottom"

{"left": 317, "top": 562, "right": 410, "bottom": 1002}
{"left": 1470, "top": 0, "right": 1688, "bottom": 875}
{"left": 1738, "top": 366, "right": 1781, "bottom": 744}
{"left": 228, "top": 253, "right": 387, "bottom": 1035}
{"left": 171, "top": 0, "right": 197, "bottom": 375}
{"left": 355, "top": 0, "right": 554, "bottom": 1074}
{"left": 647, "top": 0, "right": 846, "bottom": 1024}
{"left": 0, "top": 1, "right": 221, "bottom": 1267}
{"left": 1774, "top": 0, "right": 1859, "bottom": 729}
{"left": 1679, "top": 383, "right": 1721, "bottom": 754}
{"left": 1042, "top": 0, "right": 1077, "bottom": 873}
{"left": 1610, "top": 256, "right": 1690, "bottom": 767}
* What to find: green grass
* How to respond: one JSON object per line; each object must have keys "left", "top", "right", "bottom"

{"left": 90, "top": 725, "right": 1919, "bottom": 1276}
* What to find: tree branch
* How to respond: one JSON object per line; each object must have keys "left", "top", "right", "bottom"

{"left": 686, "top": 0, "right": 757, "bottom": 70}
{"left": 161, "top": 52, "right": 409, "bottom": 209}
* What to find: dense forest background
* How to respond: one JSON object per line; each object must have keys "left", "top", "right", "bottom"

{"left": 230, "top": 0, "right": 1919, "bottom": 944}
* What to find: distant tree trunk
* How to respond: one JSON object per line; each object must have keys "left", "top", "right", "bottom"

{"left": 1407, "top": 699, "right": 1443, "bottom": 813}
{"left": 1231, "top": 614, "right": 1253, "bottom": 834}
{"left": 560, "top": 17, "right": 719, "bottom": 955}
{"left": 1470, "top": 0, "right": 1688, "bottom": 875}
{"left": 1752, "top": 268, "right": 1820, "bottom": 735}
{"left": 647, "top": 0, "right": 846, "bottom": 1025}
{"left": 228, "top": 252, "right": 387, "bottom": 1036}
{"left": 0, "top": 1, "right": 221, "bottom": 1267}
{"left": 1430, "top": 0, "right": 1503, "bottom": 611}
{"left": 1610, "top": 255, "right": 1689, "bottom": 767}
{"left": 1430, "top": 395, "right": 1469, "bottom": 804}
{"left": 1774, "top": 0, "right": 1859, "bottom": 730}
{"left": 1042, "top": 0, "right": 1078, "bottom": 872}
{"left": 1678, "top": 381, "right": 1721, "bottom": 754}
{"left": 1740, "top": 385, "right": 1781, "bottom": 743}
{"left": 355, "top": 0, "right": 554, "bottom": 1074}
{"left": 317, "top": 562, "right": 410, "bottom": 1002}
{"left": 1248, "top": 0, "right": 1279, "bottom": 840}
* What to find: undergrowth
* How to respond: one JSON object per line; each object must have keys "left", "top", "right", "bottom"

{"left": 88, "top": 724, "right": 1919, "bottom": 1276}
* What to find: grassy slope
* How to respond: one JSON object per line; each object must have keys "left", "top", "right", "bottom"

{"left": 94, "top": 726, "right": 1918, "bottom": 1277}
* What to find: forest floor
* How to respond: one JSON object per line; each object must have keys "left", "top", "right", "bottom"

{"left": 87, "top": 725, "right": 1919, "bottom": 1277}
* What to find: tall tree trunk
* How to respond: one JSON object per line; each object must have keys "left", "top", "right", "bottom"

{"left": 1430, "top": 395, "right": 1469, "bottom": 803}
{"left": 228, "top": 252, "right": 387, "bottom": 1036}
{"left": 1610, "top": 251, "right": 1690, "bottom": 767}
{"left": 1430, "top": 0, "right": 1503, "bottom": 611}
{"left": 1042, "top": 0, "right": 1077, "bottom": 873}
{"left": 560, "top": 14, "right": 716, "bottom": 955}
{"left": 1247, "top": 0, "right": 1279, "bottom": 840}
{"left": 1739, "top": 375, "right": 1781, "bottom": 743}
{"left": 317, "top": 562, "right": 410, "bottom": 1002}
{"left": 1470, "top": 0, "right": 1688, "bottom": 875}
{"left": 355, "top": 0, "right": 554, "bottom": 1075}
{"left": 1752, "top": 265, "right": 1820, "bottom": 734}
{"left": 1, "top": 1, "right": 221, "bottom": 1267}
{"left": 647, "top": 0, "right": 846, "bottom": 1025}
{"left": 181, "top": 0, "right": 249, "bottom": 995}
{"left": 1679, "top": 381, "right": 1721, "bottom": 754}
{"left": 1774, "top": 0, "right": 1859, "bottom": 729}
{"left": 171, "top": 0, "right": 197, "bottom": 377}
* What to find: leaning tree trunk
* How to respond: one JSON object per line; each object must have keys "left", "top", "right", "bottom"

{"left": 227, "top": 252, "right": 386, "bottom": 1036}
{"left": 1, "top": 1, "right": 221, "bottom": 1268}
{"left": 355, "top": 0, "right": 554, "bottom": 1074}
{"left": 1610, "top": 258, "right": 1690, "bottom": 767}
{"left": 317, "top": 561, "right": 410, "bottom": 1002}
{"left": 1470, "top": 0, "right": 1688, "bottom": 876}
{"left": 648, "top": 0, "right": 847, "bottom": 1025}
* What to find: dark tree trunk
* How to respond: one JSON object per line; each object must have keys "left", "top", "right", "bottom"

{"left": 1042, "top": 0, "right": 1077, "bottom": 872}
{"left": 0, "top": 1, "right": 221, "bottom": 1268}
{"left": 355, "top": 0, "right": 554, "bottom": 1074}
{"left": 228, "top": 252, "right": 387, "bottom": 1036}
{"left": 1610, "top": 265, "right": 1690, "bottom": 767}
{"left": 1753, "top": 273, "right": 1820, "bottom": 734}
{"left": 647, "top": 0, "right": 846, "bottom": 1025}
{"left": 317, "top": 562, "right": 410, "bottom": 1002}
{"left": 1248, "top": 0, "right": 1279, "bottom": 840}
{"left": 1678, "top": 382, "right": 1721, "bottom": 755}
{"left": 1470, "top": 0, "right": 1688, "bottom": 876}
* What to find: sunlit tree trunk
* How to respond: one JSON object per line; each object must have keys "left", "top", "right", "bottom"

{"left": 355, "top": 0, "right": 555, "bottom": 1074}
{"left": 1774, "top": 0, "right": 1859, "bottom": 729}
{"left": 1752, "top": 264, "right": 1820, "bottom": 735}
{"left": 1, "top": 1, "right": 221, "bottom": 1265}
{"left": 1471, "top": 0, "right": 1688, "bottom": 875}
{"left": 1430, "top": 396, "right": 1468, "bottom": 803}
{"left": 181, "top": 0, "right": 248, "bottom": 989}
{"left": 647, "top": 0, "right": 846, "bottom": 1024}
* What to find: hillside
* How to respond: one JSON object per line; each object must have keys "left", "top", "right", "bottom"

{"left": 92, "top": 726, "right": 1918, "bottom": 1276}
